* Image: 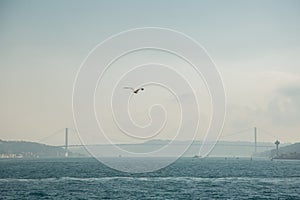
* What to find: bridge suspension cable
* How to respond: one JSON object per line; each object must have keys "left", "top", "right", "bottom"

{"left": 221, "top": 127, "right": 253, "bottom": 138}
{"left": 37, "top": 128, "right": 66, "bottom": 143}
{"left": 256, "top": 127, "right": 288, "bottom": 143}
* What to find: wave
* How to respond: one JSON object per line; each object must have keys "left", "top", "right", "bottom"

{"left": 1, "top": 176, "right": 300, "bottom": 182}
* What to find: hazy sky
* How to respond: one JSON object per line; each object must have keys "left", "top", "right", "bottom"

{"left": 0, "top": 0, "right": 300, "bottom": 145}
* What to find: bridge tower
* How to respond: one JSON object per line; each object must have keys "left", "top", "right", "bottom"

{"left": 254, "top": 127, "right": 257, "bottom": 153}
{"left": 65, "top": 128, "right": 68, "bottom": 157}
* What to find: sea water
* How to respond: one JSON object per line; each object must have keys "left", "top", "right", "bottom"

{"left": 0, "top": 158, "right": 299, "bottom": 199}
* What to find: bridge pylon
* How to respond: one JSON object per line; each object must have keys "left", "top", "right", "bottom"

{"left": 65, "top": 128, "right": 68, "bottom": 157}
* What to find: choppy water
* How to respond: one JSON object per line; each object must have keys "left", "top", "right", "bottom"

{"left": 0, "top": 158, "right": 300, "bottom": 199}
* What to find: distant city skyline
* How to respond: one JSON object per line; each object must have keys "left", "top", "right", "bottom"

{"left": 0, "top": 0, "right": 300, "bottom": 145}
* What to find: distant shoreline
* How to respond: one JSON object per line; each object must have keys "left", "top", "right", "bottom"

{"left": 272, "top": 157, "right": 300, "bottom": 161}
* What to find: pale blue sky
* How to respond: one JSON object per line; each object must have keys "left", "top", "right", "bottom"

{"left": 0, "top": 0, "right": 300, "bottom": 144}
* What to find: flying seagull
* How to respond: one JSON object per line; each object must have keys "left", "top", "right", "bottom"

{"left": 123, "top": 87, "right": 144, "bottom": 94}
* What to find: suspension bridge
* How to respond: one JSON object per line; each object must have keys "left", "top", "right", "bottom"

{"left": 37, "top": 127, "right": 283, "bottom": 157}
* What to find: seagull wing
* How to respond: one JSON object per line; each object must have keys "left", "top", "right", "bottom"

{"left": 123, "top": 87, "right": 135, "bottom": 91}
{"left": 135, "top": 88, "right": 141, "bottom": 93}
{"left": 134, "top": 87, "right": 144, "bottom": 93}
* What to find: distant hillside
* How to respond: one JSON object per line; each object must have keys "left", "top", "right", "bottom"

{"left": 277, "top": 142, "right": 300, "bottom": 153}
{"left": 259, "top": 142, "right": 300, "bottom": 159}
{"left": 0, "top": 140, "right": 75, "bottom": 158}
